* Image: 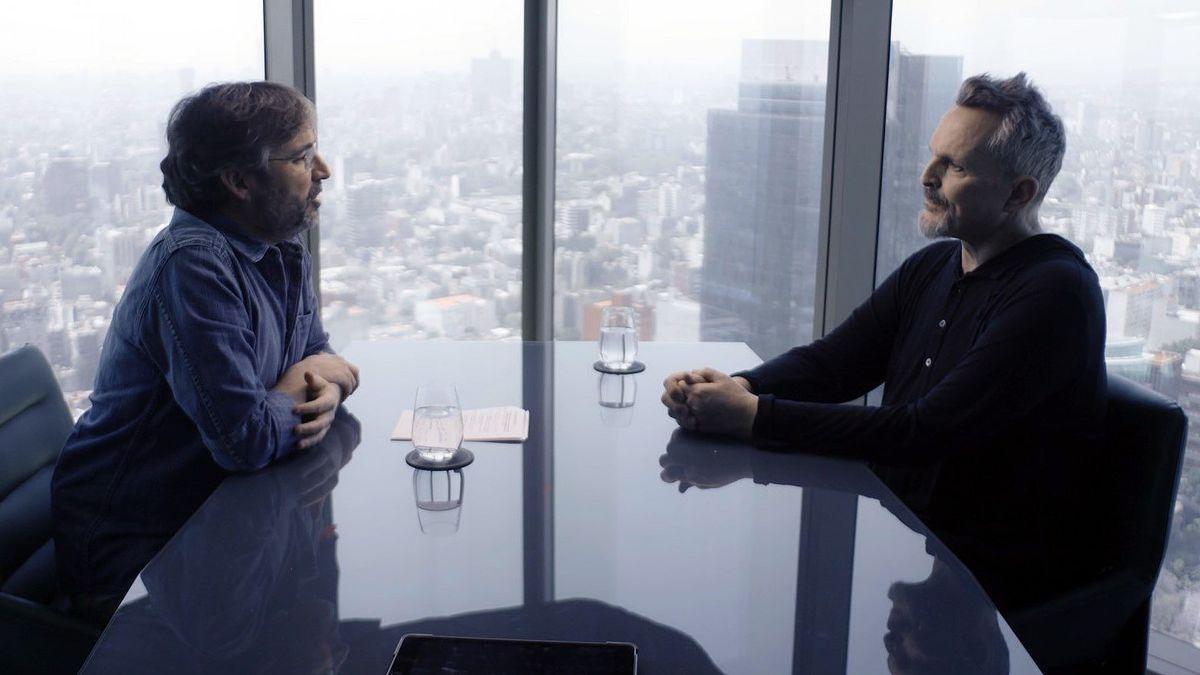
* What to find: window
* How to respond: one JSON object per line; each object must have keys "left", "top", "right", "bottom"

{"left": 313, "top": 2, "right": 524, "bottom": 347}
{"left": 554, "top": 1, "right": 832, "bottom": 359}
{"left": 878, "top": 0, "right": 1200, "bottom": 658}
{"left": 0, "top": 2, "right": 263, "bottom": 416}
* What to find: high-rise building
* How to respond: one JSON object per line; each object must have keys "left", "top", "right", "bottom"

{"left": 877, "top": 45, "right": 963, "bottom": 278}
{"left": 345, "top": 179, "right": 389, "bottom": 251}
{"left": 700, "top": 40, "right": 827, "bottom": 358}
{"left": 42, "top": 158, "right": 90, "bottom": 216}
{"left": 470, "top": 50, "right": 513, "bottom": 112}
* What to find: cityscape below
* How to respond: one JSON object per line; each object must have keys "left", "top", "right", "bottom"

{"left": 3, "top": 37, "right": 1200, "bottom": 647}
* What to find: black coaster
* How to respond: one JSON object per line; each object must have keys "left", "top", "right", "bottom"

{"left": 406, "top": 448, "right": 475, "bottom": 470}
{"left": 593, "top": 360, "right": 646, "bottom": 374}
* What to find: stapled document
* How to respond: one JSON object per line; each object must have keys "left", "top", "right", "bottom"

{"left": 391, "top": 406, "right": 529, "bottom": 442}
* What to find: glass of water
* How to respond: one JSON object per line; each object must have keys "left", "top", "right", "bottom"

{"left": 599, "top": 306, "right": 638, "bottom": 371}
{"left": 412, "top": 383, "right": 463, "bottom": 463}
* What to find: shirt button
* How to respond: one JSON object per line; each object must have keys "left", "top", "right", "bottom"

{"left": 938, "top": 319, "right": 946, "bottom": 328}
{"left": 924, "top": 358, "right": 932, "bottom": 367}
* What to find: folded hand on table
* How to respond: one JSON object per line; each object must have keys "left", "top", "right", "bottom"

{"left": 660, "top": 367, "right": 757, "bottom": 438}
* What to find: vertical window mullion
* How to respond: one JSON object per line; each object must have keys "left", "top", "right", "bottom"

{"left": 522, "top": 0, "right": 557, "bottom": 341}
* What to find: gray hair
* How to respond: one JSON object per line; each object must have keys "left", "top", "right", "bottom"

{"left": 956, "top": 72, "right": 1065, "bottom": 204}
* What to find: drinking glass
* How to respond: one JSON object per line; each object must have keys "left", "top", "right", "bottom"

{"left": 412, "top": 383, "right": 463, "bottom": 463}
{"left": 599, "top": 306, "right": 638, "bottom": 371}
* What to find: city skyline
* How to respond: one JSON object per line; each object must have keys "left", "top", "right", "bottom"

{"left": 4, "top": 26, "right": 1200, "bottom": 648}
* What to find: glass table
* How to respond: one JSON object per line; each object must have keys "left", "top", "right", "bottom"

{"left": 80, "top": 341, "right": 1041, "bottom": 673}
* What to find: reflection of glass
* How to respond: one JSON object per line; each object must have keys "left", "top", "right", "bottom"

{"left": 412, "top": 469, "right": 464, "bottom": 536}
{"left": 412, "top": 384, "right": 463, "bottom": 463}
{"left": 599, "top": 306, "right": 638, "bottom": 370}
{"left": 598, "top": 373, "right": 637, "bottom": 427}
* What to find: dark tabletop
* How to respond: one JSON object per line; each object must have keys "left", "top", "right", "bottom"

{"left": 80, "top": 341, "right": 1041, "bottom": 674}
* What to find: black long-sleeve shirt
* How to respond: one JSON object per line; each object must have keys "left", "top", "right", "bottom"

{"left": 738, "top": 234, "right": 1108, "bottom": 598}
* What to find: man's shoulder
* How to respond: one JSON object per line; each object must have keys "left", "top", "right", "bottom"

{"left": 161, "top": 210, "right": 238, "bottom": 256}
{"left": 895, "top": 239, "right": 959, "bottom": 278}
{"left": 124, "top": 213, "right": 241, "bottom": 304}
{"left": 1010, "top": 235, "right": 1099, "bottom": 292}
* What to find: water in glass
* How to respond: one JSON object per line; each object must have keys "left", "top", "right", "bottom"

{"left": 412, "top": 384, "right": 463, "bottom": 462}
{"left": 599, "top": 306, "right": 638, "bottom": 370}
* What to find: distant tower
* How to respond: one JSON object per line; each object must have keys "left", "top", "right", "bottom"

{"left": 700, "top": 40, "right": 827, "bottom": 358}
{"left": 876, "top": 44, "right": 963, "bottom": 278}
{"left": 42, "top": 158, "right": 90, "bottom": 216}
{"left": 470, "top": 50, "right": 514, "bottom": 112}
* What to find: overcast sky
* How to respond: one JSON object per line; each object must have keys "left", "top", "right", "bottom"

{"left": 0, "top": 0, "right": 1196, "bottom": 88}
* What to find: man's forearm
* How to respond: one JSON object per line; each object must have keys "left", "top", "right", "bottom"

{"left": 273, "top": 368, "right": 309, "bottom": 406}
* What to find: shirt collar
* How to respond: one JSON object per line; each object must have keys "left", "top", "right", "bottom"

{"left": 954, "top": 233, "right": 1067, "bottom": 282}
{"left": 200, "top": 211, "right": 272, "bottom": 263}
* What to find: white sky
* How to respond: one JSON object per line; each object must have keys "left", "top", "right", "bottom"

{"left": 0, "top": 0, "right": 1196, "bottom": 87}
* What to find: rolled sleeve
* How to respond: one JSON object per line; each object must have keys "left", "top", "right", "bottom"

{"left": 143, "top": 246, "right": 301, "bottom": 472}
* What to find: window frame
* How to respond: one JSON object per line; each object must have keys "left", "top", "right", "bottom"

{"left": 262, "top": 0, "right": 1198, "bottom": 670}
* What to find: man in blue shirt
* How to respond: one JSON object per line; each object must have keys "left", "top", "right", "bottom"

{"left": 52, "top": 81, "right": 360, "bottom": 622}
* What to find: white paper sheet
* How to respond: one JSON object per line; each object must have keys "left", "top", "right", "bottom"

{"left": 390, "top": 406, "right": 529, "bottom": 442}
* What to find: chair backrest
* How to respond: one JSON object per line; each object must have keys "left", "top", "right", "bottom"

{"left": 0, "top": 345, "right": 75, "bottom": 605}
{"left": 1105, "top": 372, "right": 1188, "bottom": 583}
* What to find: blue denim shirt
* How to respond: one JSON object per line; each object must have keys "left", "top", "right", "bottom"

{"left": 52, "top": 208, "right": 330, "bottom": 596}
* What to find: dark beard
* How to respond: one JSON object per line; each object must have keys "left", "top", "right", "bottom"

{"left": 252, "top": 181, "right": 315, "bottom": 242}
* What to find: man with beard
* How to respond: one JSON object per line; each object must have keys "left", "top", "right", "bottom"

{"left": 662, "top": 74, "right": 1108, "bottom": 611}
{"left": 51, "top": 82, "right": 359, "bottom": 624}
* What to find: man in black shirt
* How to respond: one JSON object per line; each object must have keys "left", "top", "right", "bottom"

{"left": 662, "top": 73, "right": 1107, "bottom": 609}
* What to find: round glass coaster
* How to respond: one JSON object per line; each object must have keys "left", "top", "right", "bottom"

{"left": 593, "top": 360, "right": 646, "bottom": 374}
{"left": 405, "top": 448, "right": 475, "bottom": 470}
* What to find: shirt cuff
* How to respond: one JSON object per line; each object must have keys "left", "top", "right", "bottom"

{"left": 730, "top": 370, "right": 761, "bottom": 393}
{"left": 751, "top": 393, "right": 777, "bottom": 442}
{"left": 263, "top": 390, "right": 301, "bottom": 458}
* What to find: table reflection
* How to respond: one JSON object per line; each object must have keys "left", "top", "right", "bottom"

{"left": 658, "top": 428, "right": 1016, "bottom": 674}
{"left": 597, "top": 372, "right": 637, "bottom": 427}
{"left": 412, "top": 468, "right": 465, "bottom": 535}
{"left": 81, "top": 409, "right": 361, "bottom": 674}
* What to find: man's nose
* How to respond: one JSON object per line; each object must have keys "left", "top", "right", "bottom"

{"left": 920, "top": 160, "right": 939, "bottom": 189}
{"left": 313, "top": 153, "right": 331, "bottom": 180}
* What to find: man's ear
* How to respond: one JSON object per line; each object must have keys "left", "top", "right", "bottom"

{"left": 1004, "top": 176, "right": 1039, "bottom": 213}
{"left": 219, "top": 169, "right": 253, "bottom": 204}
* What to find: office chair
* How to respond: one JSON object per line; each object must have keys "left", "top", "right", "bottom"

{"left": 0, "top": 345, "right": 102, "bottom": 674}
{"left": 1010, "top": 372, "right": 1187, "bottom": 673}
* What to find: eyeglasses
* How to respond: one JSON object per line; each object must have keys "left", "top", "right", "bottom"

{"left": 269, "top": 144, "right": 318, "bottom": 171}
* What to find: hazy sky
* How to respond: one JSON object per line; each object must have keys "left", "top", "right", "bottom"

{"left": 0, "top": 0, "right": 1196, "bottom": 88}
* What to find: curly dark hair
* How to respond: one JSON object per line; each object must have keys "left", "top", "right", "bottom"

{"left": 159, "top": 81, "right": 314, "bottom": 213}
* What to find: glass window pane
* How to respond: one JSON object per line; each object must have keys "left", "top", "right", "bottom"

{"left": 0, "top": 2, "right": 263, "bottom": 416}
{"left": 555, "top": 1, "right": 832, "bottom": 359}
{"left": 879, "top": 0, "right": 1200, "bottom": 656}
{"left": 314, "top": 2, "right": 523, "bottom": 347}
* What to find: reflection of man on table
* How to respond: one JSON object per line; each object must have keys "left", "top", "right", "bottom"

{"left": 52, "top": 82, "right": 360, "bottom": 624}
{"left": 661, "top": 73, "right": 1106, "bottom": 611}
{"left": 657, "top": 429, "right": 1039, "bottom": 675}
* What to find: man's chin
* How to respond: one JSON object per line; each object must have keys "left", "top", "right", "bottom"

{"left": 919, "top": 211, "right": 951, "bottom": 239}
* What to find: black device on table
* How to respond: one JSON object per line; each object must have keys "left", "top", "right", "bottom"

{"left": 388, "top": 634, "right": 638, "bottom": 674}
